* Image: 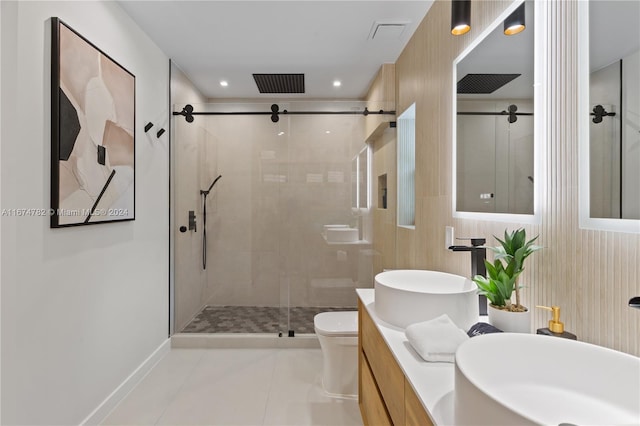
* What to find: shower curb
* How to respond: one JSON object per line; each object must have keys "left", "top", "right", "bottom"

{"left": 171, "top": 333, "right": 320, "bottom": 349}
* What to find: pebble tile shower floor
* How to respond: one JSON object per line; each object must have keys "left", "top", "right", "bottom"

{"left": 181, "top": 306, "right": 355, "bottom": 334}
{"left": 182, "top": 306, "right": 356, "bottom": 334}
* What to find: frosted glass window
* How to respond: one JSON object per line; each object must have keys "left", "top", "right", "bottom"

{"left": 358, "top": 146, "right": 370, "bottom": 209}
{"left": 397, "top": 104, "right": 416, "bottom": 227}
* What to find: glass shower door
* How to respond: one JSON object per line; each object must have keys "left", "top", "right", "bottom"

{"left": 173, "top": 101, "right": 374, "bottom": 335}
{"left": 174, "top": 102, "right": 291, "bottom": 335}
{"left": 277, "top": 101, "right": 371, "bottom": 336}
{"left": 173, "top": 107, "right": 218, "bottom": 333}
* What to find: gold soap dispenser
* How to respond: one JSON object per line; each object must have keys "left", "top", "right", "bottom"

{"left": 536, "top": 305, "right": 577, "bottom": 340}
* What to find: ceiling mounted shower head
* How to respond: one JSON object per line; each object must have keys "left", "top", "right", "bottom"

{"left": 253, "top": 74, "right": 305, "bottom": 94}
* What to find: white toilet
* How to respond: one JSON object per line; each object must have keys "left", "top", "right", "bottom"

{"left": 314, "top": 311, "right": 359, "bottom": 398}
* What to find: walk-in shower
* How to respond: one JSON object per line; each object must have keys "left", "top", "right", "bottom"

{"left": 173, "top": 101, "right": 393, "bottom": 335}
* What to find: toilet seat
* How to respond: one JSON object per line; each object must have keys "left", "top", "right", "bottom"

{"left": 314, "top": 311, "right": 358, "bottom": 337}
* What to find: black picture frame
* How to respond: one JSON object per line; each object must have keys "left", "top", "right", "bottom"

{"left": 51, "top": 17, "right": 136, "bottom": 228}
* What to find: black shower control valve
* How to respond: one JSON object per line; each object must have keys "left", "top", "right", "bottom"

{"left": 179, "top": 226, "right": 187, "bottom": 233}
{"left": 188, "top": 210, "right": 196, "bottom": 232}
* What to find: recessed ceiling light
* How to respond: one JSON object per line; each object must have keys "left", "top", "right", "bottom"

{"left": 325, "top": 130, "right": 331, "bottom": 134}
{"left": 277, "top": 131, "right": 285, "bottom": 136}
{"left": 333, "top": 80, "right": 341, "bottom": 87}
{"left": 220, "top": 81, "right": 228, "bottom": 87}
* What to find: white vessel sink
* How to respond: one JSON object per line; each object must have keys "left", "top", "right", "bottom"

{"left": 374, "top": 270, "right": 478, "bottom": 330}
{"left": 325, "top": 227, "right": 359, "bottom": 243}
{"left": 454, "top": 333, "right": 640, "bottom": 425}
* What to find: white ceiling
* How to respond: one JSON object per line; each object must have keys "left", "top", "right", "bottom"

{"left": 117, "top": 0, "right": 434, "bottom": 99}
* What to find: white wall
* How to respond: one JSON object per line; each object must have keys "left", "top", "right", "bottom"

{"left": 1, "top": 2, "right": 170, "bottom": 424}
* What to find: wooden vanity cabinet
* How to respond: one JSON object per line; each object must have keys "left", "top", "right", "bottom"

{"left": 358, "top": 300, "right": 434, "bottom": 426}
{"left": 404, "top": 380, "right": 433, "bottom": 426}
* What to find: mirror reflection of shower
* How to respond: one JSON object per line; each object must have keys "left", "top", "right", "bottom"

{"left": 589, "top": 0, "right": 640, "bottom": 220}
{"left": 201, "top": 175, "right": 221, "bottom": 269}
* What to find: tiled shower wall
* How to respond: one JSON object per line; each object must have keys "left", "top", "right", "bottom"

{"left": 174, "top": 102, "right": 374, "bottom": 327}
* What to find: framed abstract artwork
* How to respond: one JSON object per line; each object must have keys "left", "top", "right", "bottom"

{"left": 51, "top": 18, "right": 135, "bottom": 227}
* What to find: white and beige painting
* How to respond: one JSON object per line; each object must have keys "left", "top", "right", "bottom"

{"left": 54, "top": 20, "right": 135, "bottom": 226}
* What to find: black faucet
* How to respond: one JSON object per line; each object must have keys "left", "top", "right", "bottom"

{"left": 630, "top": 297, "right": 640, "bottom": 309}
{"left": 449, "top": 238, "right": 488, "bottom": 315}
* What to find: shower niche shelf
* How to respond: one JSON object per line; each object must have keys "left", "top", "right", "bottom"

{"left": 321, "top": 235, "right": 371, "bottom": 246}
{"left": 378, "top": 174, "right": 388, "bottom": 209}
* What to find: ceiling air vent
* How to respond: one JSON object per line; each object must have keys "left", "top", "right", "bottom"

{"left": 370, "top": 23, "right": 407, "bottom": 39}
{"left": 457, "top": 73, "right": 521, "bottom": 94}
{"left": 252, "top": 73, "right": 305, "bottom": 94}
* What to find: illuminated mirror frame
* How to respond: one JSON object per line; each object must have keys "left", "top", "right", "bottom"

{"left": 578, "top": 1, "right": 640, "bottom": 233}
{"left": 452, "top": 0, "right": 546, "bottom": 224}
{"left": 352, "top": 144, "right": 372, "bottom": 213}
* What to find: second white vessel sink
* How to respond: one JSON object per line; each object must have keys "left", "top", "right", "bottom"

{"left": 454, "top": 333, "right": 640, "bottom": 425}
{"left": 374, "top": 269, "right": 478, "bottom": 330}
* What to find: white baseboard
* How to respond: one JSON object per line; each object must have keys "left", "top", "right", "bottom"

{"left": 80, "top": 338, "right": 171, "bottom": 425}
{"left": 171, "top": 333, "right": 320, "bottom": 349}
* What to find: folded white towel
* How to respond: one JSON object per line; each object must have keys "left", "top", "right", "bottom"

{"left": 405, "top": 314, "right": 469, "bottom": 363}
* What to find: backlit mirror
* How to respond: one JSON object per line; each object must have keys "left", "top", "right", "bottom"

{"left": 358, "top": 146, "right": 369, "bottom": 210}
{"left": 588, "top": 0, "right": 639, "bottom": 221}
{"left": 351, "top": 155, "right": 358, "bottom": 209}
{"left": 454, "top": 0, "right": 535, "bottom": 217}
{"left": 352, "top": 145, "right": 370, "bottom": 211}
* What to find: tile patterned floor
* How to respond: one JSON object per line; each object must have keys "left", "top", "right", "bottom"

{"left": 181, "top": 306, "right": 356, "bottom": 334}
{"left": 102, "top": 348, "right": 363, "bottom": 426}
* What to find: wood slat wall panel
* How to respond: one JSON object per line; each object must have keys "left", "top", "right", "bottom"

{"left": 367, "top": 65, "right": 397, "bottom": 275}
{"left": 369, "top": 0, "right": 640, "bottom": 355}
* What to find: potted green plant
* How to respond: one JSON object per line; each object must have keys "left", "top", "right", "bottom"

{"left": 473, "top": 228, "right": 542, "bottom": 332}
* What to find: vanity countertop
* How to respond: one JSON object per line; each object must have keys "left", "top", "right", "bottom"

{"left": 357, "top": 288, "right": 461, "bottom": 426}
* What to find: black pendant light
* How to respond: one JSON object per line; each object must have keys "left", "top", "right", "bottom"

{"left": 504, "top": 3, "right": 525, "bottom": 35}
{"left": 451, "top": 0, "right": 471, "bottom": 36}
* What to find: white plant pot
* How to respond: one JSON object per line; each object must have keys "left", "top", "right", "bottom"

{"left": 488, "top": 305, "right": 531, "bottom": 333}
